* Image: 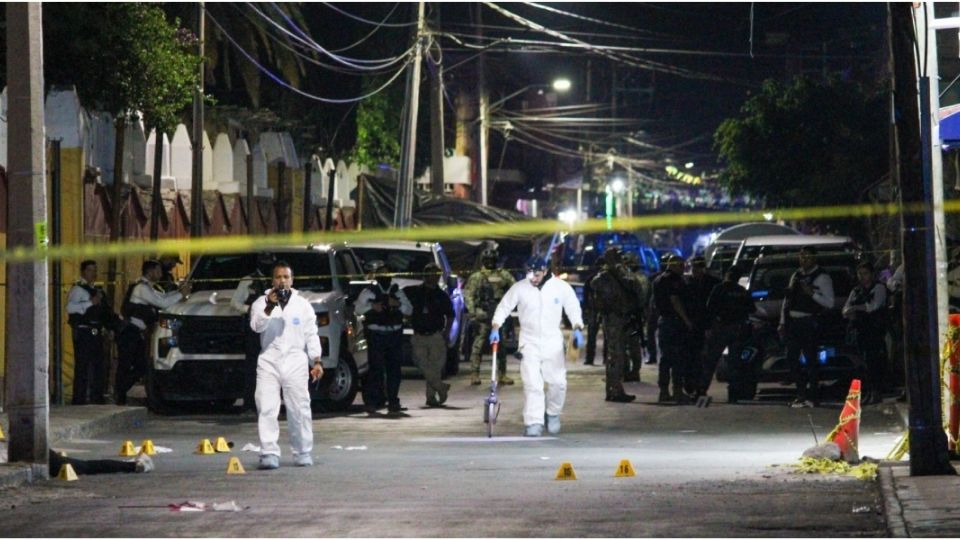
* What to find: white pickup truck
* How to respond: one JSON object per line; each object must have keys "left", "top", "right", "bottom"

{"left": 147, "top": 244, "right": 369, "bottom": 413}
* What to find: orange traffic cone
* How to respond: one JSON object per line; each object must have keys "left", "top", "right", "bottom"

{"left": 829, "top": 379, "right": 861, "bottom": 463}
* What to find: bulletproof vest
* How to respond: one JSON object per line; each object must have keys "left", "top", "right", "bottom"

{"left": 364, "top": 284, "right": 404, "bottom": 328}
{"left": 850, "top": 281, "right": 887, "bottom": 330}
{"left": 713, "top": 282, "right": 753, "bottom": 324}
{"left": 68, "top": 282, "right": 109, "bottom": 327}
{"left": 787, "top": 267, "right": 827, "bottom": 315}
{"left": 591, "top": 267, "right": 638, "bottom": 315}
{"left": 122, "top": 281, "right": 161, "bottom": 327}
{"left": 653, "top": 271, "right": 684, "bottom": 318}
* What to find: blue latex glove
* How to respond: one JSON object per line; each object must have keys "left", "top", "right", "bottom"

{"left": 489, "top": 328, "right": 501, "bottom": 344}
{"left": 572, "top": 328, "right": 585, "bottom": 349}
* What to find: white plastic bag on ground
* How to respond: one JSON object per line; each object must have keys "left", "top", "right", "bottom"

{"left": 802, "top": 442, "right": 842, "bottom": 461}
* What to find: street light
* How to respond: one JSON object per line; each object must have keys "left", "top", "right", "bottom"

{"left": 480, "top": 78, "right": 571, "bottom": 206}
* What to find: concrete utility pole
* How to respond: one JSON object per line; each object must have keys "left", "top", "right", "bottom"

{"left": 5, "top": 2, "right": 50, "bottom": 474}
{"left": 190, "top": 1, "right": 206, "bottom": 238}
{"left": 393, "top": 1, "right": 426, "bottom": 228}
{"left": 476, "top": 2, "right": 489, "bottom": 207}
{"left": 429, "top": 35, "right": 446, "bottom": 197}
{"left": 889, "top": 2, "right": 955, "bottom": 476}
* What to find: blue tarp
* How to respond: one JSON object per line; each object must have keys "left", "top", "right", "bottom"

{"left": 942, "top": 109, "right": 960, "bottom": 151}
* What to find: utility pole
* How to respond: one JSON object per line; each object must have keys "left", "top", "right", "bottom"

{"left": 889, "top": 2, "right": 955, "bottom": 476}
{"left": 6, "top": 2, "right": 50, "bottom": 474}
{"left": 190, "top": 2, "right": 205, "bottom": 238}
{"left": 429, "top": 33, "right": 446, "bottom": 197}
{"left": 393, "top": 1, "right": 426, "bottom": 228}
{"left": 476, "top": 2, "right": 489, "bottom": 207}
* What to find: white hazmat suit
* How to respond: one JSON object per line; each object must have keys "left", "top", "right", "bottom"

{"left": 250, "top": 289, "right": 322, "bottom": 459}
{"left": 492, "top": 274, "right": 583, "bottom": 427}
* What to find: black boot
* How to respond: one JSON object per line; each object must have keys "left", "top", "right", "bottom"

{"left": 658, "top": 387, "right": 672, "bottom": 403}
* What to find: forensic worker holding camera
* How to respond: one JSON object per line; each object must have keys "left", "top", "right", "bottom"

{"left": 250, "top": 260, "right": 323, "bottom": 470}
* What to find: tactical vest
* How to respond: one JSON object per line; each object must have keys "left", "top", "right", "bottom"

{"left": 68, "top": 282, "right": 108, "bottom": 327}
{"left": 364, "top": 284, "right": 404, "bottom": 328}
{"left": 787, "top": 267, "right": 827, "bottom": 315}
{"left": 850, "top": 281, "right": 887, "bottom": 331}
{"left": 122, "top": 281, "right": 161, "bottom": 327}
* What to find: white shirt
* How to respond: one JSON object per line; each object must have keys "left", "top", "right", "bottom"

{"left": 128, "top": 277, "right": 183, "bottom": 330}
{"left": 781, "top": 265, "right": 834, "bottom": 323}
{"left": 250, "top": 289, "right": 323, "bottom": 363}
{"left": 66, "top": 278, "right": 98, "bottom": 316}
{"left": 355, "top": 282, "right": 413, "bottom": 331}
{"left": 492, "top": 274, "right": 584, "bottom": 340}
{"left": 843, "top": 282, "right": 887, "bottom": 318}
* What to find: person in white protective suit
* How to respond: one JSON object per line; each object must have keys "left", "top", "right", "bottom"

{"left": 249, "top": 261, "right": 324, "bottom": 470}
{"left": 490, "top": 256, "right": 585, "bottom": 437}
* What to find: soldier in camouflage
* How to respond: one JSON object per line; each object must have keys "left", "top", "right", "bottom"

{"left": 588, "top": 247, "right": 645, "bottom": 402}
{"left": 622, "top": 251, "right": 650, "bottom": 382}
{"left": 464, "top": 249, "right": 516, "bottom": 385}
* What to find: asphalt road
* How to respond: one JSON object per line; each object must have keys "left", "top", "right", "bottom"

{"left": 0, "top": 358, "right": 899, "bottom": 537}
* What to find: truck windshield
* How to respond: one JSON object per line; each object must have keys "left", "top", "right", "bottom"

{"left": 352, "top": 247, "right": 435, "bottom": 277}
{"left": 190, "top": 252, "right": 334, "bottom": 293}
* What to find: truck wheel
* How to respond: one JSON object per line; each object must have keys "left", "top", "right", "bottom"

{"left": 316, "top": 348, "right": 359, "bottom": 412}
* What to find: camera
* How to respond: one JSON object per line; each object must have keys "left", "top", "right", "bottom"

{"left": 276, "top": 287, "right": 292, "bottom": 304}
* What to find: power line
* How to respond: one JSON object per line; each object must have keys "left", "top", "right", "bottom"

{"left": 207, "top": 11, "right": 414, "bottom": 104}
{"left": 320, "top": 2, "right": 419, "bottom": 28}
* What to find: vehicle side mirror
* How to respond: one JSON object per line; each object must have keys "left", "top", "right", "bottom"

{"left": 348, "top": 279, "right": 376, "bottom": 302}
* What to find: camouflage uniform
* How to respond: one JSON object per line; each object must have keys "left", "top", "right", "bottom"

{"left": 622, "top": 253, "right": 650, "bottom": 380}
{"left": 588, "top": 250, "right": 645, "bottom": 401}
{"left": 464, "top": 266, "right": 516, "bottom": 383}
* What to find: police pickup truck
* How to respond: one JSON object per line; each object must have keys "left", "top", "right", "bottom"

{"left": 146, "top": 244, "right": 369, "bottom": 413}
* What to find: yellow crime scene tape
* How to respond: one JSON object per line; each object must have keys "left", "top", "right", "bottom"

{"left": 0, "top": 199, "right": 956, "bottom": 265}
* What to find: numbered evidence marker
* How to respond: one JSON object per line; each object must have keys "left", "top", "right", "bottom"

{"left": 226, "top": 456, "right": 246, "bottom": 475}
{"left": 615, "top": 459, "right": 636, "bottom": 477}
{"left": 555, "top": 462, "right": 577, "bottom": 481}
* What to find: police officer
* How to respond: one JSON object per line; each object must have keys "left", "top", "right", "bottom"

{"left": 695, "top": 265, "right": 756, "bottom": 406}
{"left": 356, "top": 260, "right": 413, "bottom": 414}
{"left": 622, "top": 251, "right": 649, "bottom": 381}
{"left": 230, "top": 253, "right": 275, "bottom": 412}
{"left": 157, "top": 253, "right": 183, "bottom": 293}
{"left": 115, "top": 260, "right": 191, "bottom": 405}
{"left": 644, "top": 254, "right": 672, "bottom": 365}
{"left": 843, "top": 261, "right": 887, "bottom": 405}
{"left": 464, "top": 248, "right": 516, "bottom": 385}
{"left": 780, "top": 246, "right": 834, "bottom": 408}
{"left": 652, "top": 254, "right": 695, "bottom": 403}
{"left": 588, "top": 247, "right": 644, "bottom": 402}
{"left": 684, "top": 256, "right": 721, "bottom": 396}
{"left": 66, "top": 260, "right": 119, "bottom": 405}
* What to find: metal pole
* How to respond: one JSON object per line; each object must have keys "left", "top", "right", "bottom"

{"left": 150, "top": 131, "right": 163, "bottom": 240}
{"left": 476, "top": 2, "right": 488, "bottom": 206}
{"left": 303, "top": 160, "right": 312, "bottom": 233}
{"left": 325, "top": 168, "right": 336, "bottom": 231}
{"left": 6, "top": 1, "right": 50, "bottom": 473}
{"left": 246, "top": 153, "right": 254, "bottom": 233}
{"left": 429, "top": 36, "right": 446, "bottom": 197}
{"left": 190, "top": 2, "right": 205, "bottom": 238}
{"left": 393, "top": 1, "right": 426, "bottom": 229}
{"left": 50, "top": 139, "right": 63, "bottom": 405}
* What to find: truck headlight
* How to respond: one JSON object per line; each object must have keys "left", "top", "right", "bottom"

{"left": 159, "top": 317, "right": 181, "bottom": 331}
{"left": 317, "top": 312, "right": 331, "bottom": 327}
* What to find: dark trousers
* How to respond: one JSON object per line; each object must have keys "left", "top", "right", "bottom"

{"left": 658, "top": 317, "right": 688, "bottom": 390}
{"left": 855, "top": 325, "right": 886, "bottom": 397}
{"left": 365, "top": 330, "right": 404, "bottom": 407}
{"left": 603, "top": 315, "right": 628, "bottom": 397}
{"left": 785, "top": 316, "right": 821, "bottom": 402}
{"left": 685, "top": 327, "right": 707, "bottom": 393}
{"left": 646, "top": 311, "right": 659, "bottom": 362}
{"left": 49, "top": 449, "right": 136, "bottom": 476}
{"left": 114, "top": 325, "right": 146, "bottom": 405}
{"left": 72, "top": 327, "right": 107, "bottom": 405}
{"left": 700, "top": 321, "right": 749, "bottom": 394}
{"left": 585, "top": 312, "right": 601, "bottom": 363}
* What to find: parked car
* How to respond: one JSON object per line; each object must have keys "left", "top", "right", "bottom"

{"left": 348, "top": 240, "right": 466, "bottom": 376}
{"left": 716, "top": 252, "right": 865, "bottom": 402}
{"left": 703, "top": 222, "right": 800, "bottom": 278}
{"left": 148, "top": 244, "right": 369, "bottom": 413}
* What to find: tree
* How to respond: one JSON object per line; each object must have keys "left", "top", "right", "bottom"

{"left": 713, "top": 76, "right": 888, "bottom": 208}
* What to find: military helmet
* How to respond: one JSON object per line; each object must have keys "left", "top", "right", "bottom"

{"left": 481, "top": 248, "right": 499, "bottom": 269}
{"left": 603, "top": 246, "right": 623, "bottom": 266}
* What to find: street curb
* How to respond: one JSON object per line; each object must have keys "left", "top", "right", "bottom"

{"left": 879, "top": 463, "right": 909, "bottom": 537}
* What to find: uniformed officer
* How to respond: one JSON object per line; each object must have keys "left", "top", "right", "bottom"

{"left": 695, "top": 265, "right": 756, "bottom": 406}
{"left": 115, "top": 260, "right": 191, "bottom": 405}
{"left": 684, "top": 256, "right": 721, "bottom": 396}
{"left": 652, "top": 254, "right": 695, "bottom": 403}
{"left": 356, "top": 260, "right": 413, "bottom": 414}
{"left": 622, "top": 251, "right": 650, "bottom": 381}
{"left": 66, "top": 260, "right": 119, "bottom": 405}
{"left": 464, "top": 248, "right": 516, "bottom": 385}
{"left": 842, "top": 260, "right": 887, "bottom": 405}
{"left": 780, "top": 246, "right": 834, "bottom": 408}
{"left": 588, "top": 247, "right": 644, "bottom": 402}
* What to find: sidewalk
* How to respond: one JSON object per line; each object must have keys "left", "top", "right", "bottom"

{"left": 0, "top": 404, "right": 148, "bottom": 489}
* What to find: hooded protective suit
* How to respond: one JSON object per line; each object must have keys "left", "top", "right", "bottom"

{"left": 250, "top": 289, "right": 322, "bottom": 459}
{"left": 492, "top": 274, "right": 583, "bottom": 427}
